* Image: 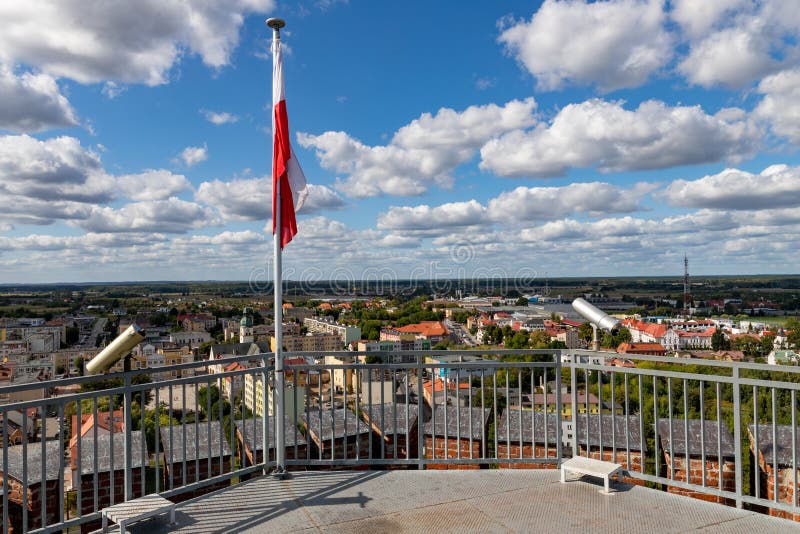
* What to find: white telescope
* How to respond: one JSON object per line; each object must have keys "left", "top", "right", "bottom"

{"left": 85, "top": 323, "right": 145, "bottom": 375}
{"left": 572, "top": 298, "right": 620, "bottom": 333}
{"left": 572, "top": 298, "right": 620, "bottom": 351}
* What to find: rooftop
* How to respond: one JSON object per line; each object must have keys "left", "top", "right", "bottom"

{"left": 113, "top": 470, "right": 796, "bottom": 534}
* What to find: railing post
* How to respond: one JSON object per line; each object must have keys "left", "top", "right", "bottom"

{"left": 123, "top": 369, "right": 133, "bottom": 501}
{"left": 417, "top": 353, "right": 424, "bottom": 470}
{"left": 262, "top": 352, "right": 270, "bottom": 475}
{"left": 733, "top": 366, "right": 743, "bottom": 509}
{"left": 555, "top": 354, "right": 563, "bottom": 462}
{"left": 570, "top": 357, "right": 578, "bottom": 458}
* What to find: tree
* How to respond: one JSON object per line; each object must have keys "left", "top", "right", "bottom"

{"left": 711, "top": 328, "right": 730, "bottom": 351}
{"left": 73, "top": 355, "right": 84, "bottom": 376}
{"left": 515, "top": 297, "right": 529, "bottom": 307}
{"left": 65, "top": 326, "right": 80, "bottom": 345}
{"left": 578, "top": 322, "right": 594, "bottom": 342}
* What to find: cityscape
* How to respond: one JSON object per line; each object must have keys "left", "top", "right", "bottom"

{"left": 2, "top": 0, "right": 800, "bottom": 533}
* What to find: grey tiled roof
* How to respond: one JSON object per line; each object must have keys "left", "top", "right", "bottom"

{"left": 496, "top": 409, "right": 558, "bottom": 445}
{"left": 657, "top": 419, "right": 735, "bottom": 458}
{"left": 748, "top": 424, "right": 800, "bottom": 466}
{"left": 362, "top": 404, "right": 419, "bottom": 436}
{"left": 76, "top": 430, "right": 147, "bottom": 475}
{"left": 423, "top": 406, "right": 491, "bottom": 440}
{"left": 2, "top": 441, "right": 62, "bottom": 483}
{"left": 235, "top": 417, "right": 307, "bottom": 451}
{"left": 576, "top": 414, "right": 645, "bottom": 451}
{"left": 160, "top": 421, "right": 232, "bottom": 464}
{"left": 301, "top": 408, "right": 371, "bottom": 443}
{"left": 210, "top": 343, "right": 254, "bottom": 356}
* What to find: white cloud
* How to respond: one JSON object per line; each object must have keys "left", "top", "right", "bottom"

{"left": 0, "top": 134, "right": 113, "bottom": 202}
{"left": 195, "top": 177, "right": 345, "bottom": 220}
{"left": 377, "top": 200, "right": 487, "bottom": 231}
{"left": 179, "top": 144, "right": 208, "bottom": 167}
{"left": 298, "top": 98, "right": 538, "bottom": 197}
{"left": 202, "top": 110, "right": 239, "bottom": 125}
{"left": 117, "top": 169, "right": 192, "bottom": 201}
{"left": 0, "top": 65, "right": 78, "bottom": 132}
{"left": 499, "top": 0, "right": 672, "bottom": 92}
{"left": 754, "top": 68, "right": 800, "bottom": 143}
{"left": 520, "top": 210, "right": 739, "bottom": 243}
{"left": 101, "top": 81, "right": 126, "bottom": 99}
{"left": 670, "top": 0, "right": 748, "bottom": 39}
{"left": 663, "top": 164, "right": 800, "bottom": 210}
{"left": 677, "top": 26, "right": 777, "bottom": 89}
{"left": 675, "top": 0, "right": 800, "bottom": 88}
{"left": 174, "top": 230, "right": 265, "bottom": 247}
{"left": 0, "top": 0, "right": 276, "bottom": 86}
{"left": 488, "top": 182, "right": 652, "bottom": 221}
{"left": 480, "top": 99, "right": 757, "bottom": 178}
{"left": 78, "top": 197, "right": 221, "bottom": 233}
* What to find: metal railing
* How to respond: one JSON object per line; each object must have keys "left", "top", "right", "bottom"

{"left": 1, "top": 348, "right": 800, "bottom": 532}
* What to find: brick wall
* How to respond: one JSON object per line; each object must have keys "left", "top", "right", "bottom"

{"left": 79, "top": 468, "right": 144, "bottom": 533}
{"left": 163, "top": 456, "right": 232, "bottom": 502}
{"left": 662, "top": 452, "right": 735, "bottom": 505}
{"left": 497, "top": 443, "right": 558, "bottom": 469}
{"left": 423, "top": 436, "right": 483, "bottom": 470}
{"left": 579, "top": 447, "right": 644, "bottom": 486}
{"left": 373, "top": 433, "right": 418, "bottom": 461}
{"left": 752, "top": 448, "right": 800, "bottom": 521}
{"left": 4, "top": 478, "right": 60, "bottom": 533}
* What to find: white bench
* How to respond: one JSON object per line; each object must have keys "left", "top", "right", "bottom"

{"left": 560, "top": 456, "right": 623, "bottom": 494}
{"left": 101, "top": 494, "right": 176, "bottom": 533}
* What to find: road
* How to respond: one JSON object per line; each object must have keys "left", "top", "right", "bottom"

{"left": 445, "top": 319, "right": 477, "bottom": 346}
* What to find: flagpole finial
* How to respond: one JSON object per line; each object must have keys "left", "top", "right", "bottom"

{"left": 266, "top": 18, "right": 285, "bottom": 32}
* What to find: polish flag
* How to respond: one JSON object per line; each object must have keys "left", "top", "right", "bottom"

{"left": 272, "top": 37, "right": 308, "bottom": 248}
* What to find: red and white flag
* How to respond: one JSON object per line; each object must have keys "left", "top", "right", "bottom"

{"left": 272, "top": 38, "right": 308, "bottom": 248}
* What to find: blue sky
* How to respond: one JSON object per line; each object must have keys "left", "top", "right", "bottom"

{"left": 1, "top": 0, "right": 800, "bottom": 283}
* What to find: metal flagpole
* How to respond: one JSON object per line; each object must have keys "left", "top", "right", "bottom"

{"left": 268, "top": 16, "right": 287, "bottom": 479}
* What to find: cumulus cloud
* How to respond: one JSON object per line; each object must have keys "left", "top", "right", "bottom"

{"left": 78, "top": 197, "right": 220, "bottom": 233}
{"left": 675, "top": 0, "right": 800, "bottom": 88}
{"left": 670, "top": 0, "right": 748, "bottom": 39}
{"left": 479, "top": 99, "right": 758, "bottom": 178}
{"left": 377, "top": 200, "right": 487, "bottom": 231}
{"left": 0, "top": 65, "right": 78, "bottom": 132}
{"left": 754, "top": 68, "right": 800, "bottom": 143}
{"left": 0, "top": 232, "right": 169, "bottom": 252}
{"left": 663, "top": 164, "right": 800, "bottom": 210}
{"left": 499, "top": 0, "right": 672, "bottom": 92}
{"left": 117, "top": 170, "right": 192, "bottom": 201}
{"left": 520, "top": 210, "right": 739, "bottom": 243}
{"left": 298, "top": 98, "right": 538, "bottom": 198}
{"left": 173, "top": 230, "right": 265, "bottom": 247}
{"left": 487, "top": 182, "right": 652, "bottom": 220}
{"left": 0, "top": 0, "right": 275, "bottom": 86}
{"left": 179, "top": 144, "right": 208, "bottom": 167}
{"left": 202, "top": 110, "right": 239, "bottom": 125}
{"left": 195, "top": 177, "right": 345, "bottom": 220}
{"left": 0, "top": 134, "right": 114, "bottom": 203}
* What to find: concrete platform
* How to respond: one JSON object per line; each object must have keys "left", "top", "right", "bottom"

{"left": 117, "top": 470, "right": 800, "bottom": 533}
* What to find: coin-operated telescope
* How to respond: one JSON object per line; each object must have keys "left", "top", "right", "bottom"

{"left": 85, "top": 324, "right": 145, "bottom": 375}
{"left": 571, "top": 298, "right": 620, "bottom": 350}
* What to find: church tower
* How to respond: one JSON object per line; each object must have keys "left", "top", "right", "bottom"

{"left": 240, "top": 307, "right": 254, "bottom": 343}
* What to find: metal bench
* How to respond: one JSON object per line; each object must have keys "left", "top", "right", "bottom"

{"left": 560, "top": 456, "right": 623, "bottom": 494}
{"left": 101, "top": 494, "right": 176, "bottom": 533}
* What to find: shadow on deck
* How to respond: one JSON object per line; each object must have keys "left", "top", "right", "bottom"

{"left": 113, "top": 470, "right": 798, "bottom": 533}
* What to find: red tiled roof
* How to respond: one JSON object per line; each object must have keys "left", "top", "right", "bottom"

{"left": 396, "top": 321, "right": 448, "bottom": 337}
{"left": 617, "top": 342, "right": 666, "bottom": 354}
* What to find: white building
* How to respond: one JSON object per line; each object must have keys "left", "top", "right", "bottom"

{"left": 304, "top": 317, "right": 361, "bottom": 345}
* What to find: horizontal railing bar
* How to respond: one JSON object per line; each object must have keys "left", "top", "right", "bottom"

{"left": 567, "top": 361, "right": 737, "bottom": 384}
